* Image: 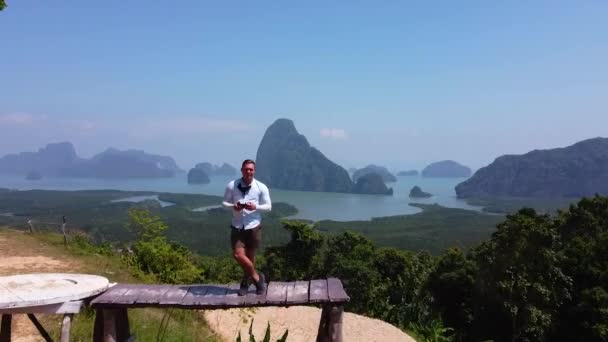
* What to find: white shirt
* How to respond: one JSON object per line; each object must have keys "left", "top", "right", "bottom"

{"left": 222, "top": 178, "right": 272, "bottom": 229}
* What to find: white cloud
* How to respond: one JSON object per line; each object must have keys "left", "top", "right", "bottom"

{"left": 130, "top": 118, "right": 251, "bottom": 139}
{"left": 320, "top": 128, "right": 348, "bottom": 140}
{"left": 0, "top": 112, "right": 41, "bottom": 125}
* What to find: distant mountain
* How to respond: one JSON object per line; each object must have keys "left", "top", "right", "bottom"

{"left": 255, "top": 118, "right": 354, "bottom": 193}
{"left": 0, "top": 143, "right": 182, "bottom": 179}
{"left": 194, "top": 162, "right": 237, "bottom": 176}
{"left": 187, "top": 168, "right": 210, "bottom": 184}
{"left": 352, "top": 165, "right": 397, "bottom": 183}
{"left": 0, "top": 142, "right": 80, "bottom": 175}
{"left": 456, "top": 137, "right": 608, "bottom": 198}
{"left": 353, "top": 173, "right": 393, "bottom": 195}
{"left": 397, "top": 170, "right": 419, "bottom": 176}
{"left": 422, "top": 160, "right": 471, "bottom": 178}
{"left": 409, "top": 185, "right": 432, "bottom": 198}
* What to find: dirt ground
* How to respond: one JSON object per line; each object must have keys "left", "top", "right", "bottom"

{"left": 0, "top": 230, "right": 80, "bottom": 342}
{"left": 204, "top": 306, "right": 416, "bottom": 342}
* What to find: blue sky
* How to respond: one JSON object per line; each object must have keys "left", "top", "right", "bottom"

{"left": 1, "top": 1, "right": 606, "bottom": 171}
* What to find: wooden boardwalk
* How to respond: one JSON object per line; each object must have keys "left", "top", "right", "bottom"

{"left": 91, "top": 278, "right": 349, "bottom": 342}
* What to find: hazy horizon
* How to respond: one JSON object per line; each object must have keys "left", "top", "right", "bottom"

{"left": 1, "top": 1, "right": 607, "bottom": 172}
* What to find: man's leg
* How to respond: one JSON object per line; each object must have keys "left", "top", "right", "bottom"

{"left": 233, "top": 246, "right": 259, "bottom": 281}
{"left": 245, "top": 247, "right": 260, "bottom": 282}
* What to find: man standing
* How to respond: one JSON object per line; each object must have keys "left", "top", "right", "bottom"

{"left": 222, "top": 159, "right": 271, "bottom": 296}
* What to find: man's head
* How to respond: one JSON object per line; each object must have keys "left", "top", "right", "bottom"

{"left": 241, "top": 159, "right": 256, "bottom": 184}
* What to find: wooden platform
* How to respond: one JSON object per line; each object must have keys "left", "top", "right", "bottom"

{"left": 91, "top": 278, "right": 349, "bottom": 309}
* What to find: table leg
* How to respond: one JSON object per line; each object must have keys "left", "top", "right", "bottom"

{"left": 61, "top": 314, "right": 73, "bottom": 342}
{"left": 27, "top": 314, "right": 52, "bottom": 342}
{"left": 0, "top": 314, "right": 11, "bottom": 342}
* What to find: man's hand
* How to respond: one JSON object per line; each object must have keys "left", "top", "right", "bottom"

{"left": 245, "top": 202, "right": 256, "bottom": 211}
{"left": 233, "top": 202, "right": 244, "bottom": 212}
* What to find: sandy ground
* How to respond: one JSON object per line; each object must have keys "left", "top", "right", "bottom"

{"left": 204, "top": 306, "right": 416, "bottom": 342}
{"left": 0, "top": 231, "right": 77, "bottom": 342}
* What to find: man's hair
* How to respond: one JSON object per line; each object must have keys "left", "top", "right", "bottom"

{"left": 241, "top": 159, "right": 256, "bottom": 168}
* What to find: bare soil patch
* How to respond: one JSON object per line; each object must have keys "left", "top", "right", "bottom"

{"left": 204, "top": 306, "right": 416, "bottom": 342}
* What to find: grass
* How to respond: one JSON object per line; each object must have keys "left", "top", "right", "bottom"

{"left": 0, "top": 227, "right": 220, "bottom": 341}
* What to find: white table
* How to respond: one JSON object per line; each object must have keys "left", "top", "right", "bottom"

{"left": 0, "top": 273, "right": 109, "bottom": 342}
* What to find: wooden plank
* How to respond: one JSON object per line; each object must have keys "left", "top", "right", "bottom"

{"left": 309, "top": 279, "right": 329, "bottom": 303}
{"left": 286, "top": 281, "right": 309, "bottom": 305}
{"left": 265, "top": 282, "right": 289, "bottom": 305}
{"left": 181, "top": 285, "right": 210, "bottom": 306}
{"left": 220, "top": 283, "right": 245, "bottom": 306}
{"left": 200, "top": 285, "right": 230, "bottom": 305}
{"left": 90, "top": 284, "right": 134, "bottom": 306}
{"left": 327, "top": 278, "right": 350, "bottom": 303}
{"left": 242, "top": 283, "right": 266, "bottom": 306}
{"left": 159, "top": 285, "right": 190, "bottom": 305}
{"left": 108, "top": 287, "right": 141, "bottom": 305}
{"left": 134, "top": 285, "right": 171, "bottom": 305}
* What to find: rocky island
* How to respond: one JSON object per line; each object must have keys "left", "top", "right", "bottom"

{"left": 353, "top": 173, "right": 393, "bottom": 195}
{"left": 422, "top": 160, "right": 471, "bottom": 178}
{"left": 409, "top": 186, "right": 432, "bottom": 198}
{"left": 455, "top": 137, "right": 608, "bottom": 198}
{"left": 352, "top": 165, "right": 397, "bottom": 183}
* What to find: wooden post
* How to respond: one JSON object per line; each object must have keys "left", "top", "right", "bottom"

{"left": 115, "top": 308, "right": 131, "bottom": 341}
{"left": 60, "top": 314, "right": 73, "bottom": 342}
{"left": 102, "top": 309, "right": 117, "bottom": 342}
{"left": 93, "top": 309, "right": 104, "bottom": 342}
{"left": 26, "top": 314, "right": 53, "bottom": 342}
{"left": 61, "top": 216, "right": 67, "bottom": 248}
{"left": 316, "top": 305, "right": 330, "bottom": 342}
{"left": 316, "top": 305, "right": 344, "bottom": 342}
{"left": 328, "top": 305, "right": 344, "bottom": 342}
{"left": 0, "top": 314, "right": 11, "bottom": 342}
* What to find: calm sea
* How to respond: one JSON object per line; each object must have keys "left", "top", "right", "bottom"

{"left": 0, "top": 173, "right": 481, "bottom": 221}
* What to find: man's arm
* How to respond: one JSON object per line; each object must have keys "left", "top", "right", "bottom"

{"left": 222, "top": 182, "right": 236, "bottom": 209}
{"left": 256, "top": 184, "right": 272, "bottom": 212}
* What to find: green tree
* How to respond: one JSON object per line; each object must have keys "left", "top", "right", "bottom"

{"left": 124, "top": 208, "right": 202, "bottom": 284}
{"left": 427, "top": 248, "right": 476, "bottom": 341}
{"left": 323, "top": 231, "right": 382, "bottom": 314}
{"left": 473, "top": 208, "right": 571, "bottom": 342}
{"left": 263, "top": 220, "right": 325, "bottom": 281}
{"left": 551, "top": 196, "right": 608, "bottom": 341}
{"left": 0, "top": 0, "right": 6, "bottom": 11}
{"left": 374, "top": 248, "right": 435, "bottom": 328}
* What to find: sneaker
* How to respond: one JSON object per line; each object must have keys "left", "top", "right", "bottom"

{"left": 255, "top": 272, "right": 267, "bottom": 295}
{"left": 238, "top": 275, "right": 249, "bottom": 296}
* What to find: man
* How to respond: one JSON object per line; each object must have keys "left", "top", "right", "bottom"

{"left": 222, "top": 159, "right": 271, "bottom": 296}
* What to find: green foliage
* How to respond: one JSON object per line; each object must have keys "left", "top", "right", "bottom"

{"left": 473, "top": 208, "right": 571, "bottom": 341}
{"left": 427, "top": 248, "right": 475, "bottom": 340}
{"left": 550, "top": 196, "right": 608, "bottom": 341}
{"left": 236, "top": 320, "right": 288, "bottom": 342}
{"left": 409, "top": 319, "right": 454, "bottom": 342}
{"left": 125, "top": 208, "right": 203, "bottom": 283}
{"left": 0, "top": 0, "right": 5, "bottom": 11}
{"left": 263, "top": 221, "right": 324, "bottom": 281}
